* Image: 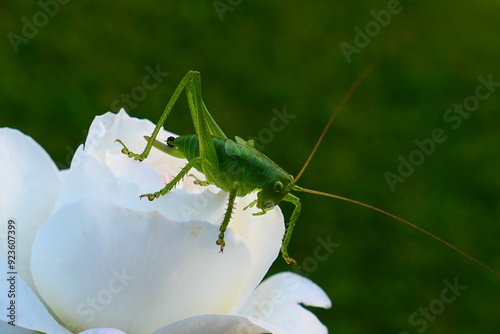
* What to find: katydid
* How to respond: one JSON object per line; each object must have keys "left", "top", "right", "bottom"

{"left": 116, "top": 69, "right": 499, "bottom": 277}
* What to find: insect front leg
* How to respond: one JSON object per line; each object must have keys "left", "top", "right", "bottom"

{"left": 140, "top": 156, "right": 204, "bottom": 200}
{"left": 188, "top": 173, "right": 212, "bottom": 187}
{"left": 116, "top": 71, "right": 199, "bottom": 161}
{"left": 281, "top": 193, "right": 301, "bottom": 265}
{"left": 216, "top": 182, "right": 239, "bottom": 252}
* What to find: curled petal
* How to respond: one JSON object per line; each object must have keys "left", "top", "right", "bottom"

{"left": 226, "top": 195, "right": 285, "bottom": 312}
{"left": 238, "top": 272, "right": 332, "bottom": 334}
{"left": 76, "top": 110, "right": 188, "bottom": 185}
{"left": 151, "top": 313, "right": 276, "bottom": 334}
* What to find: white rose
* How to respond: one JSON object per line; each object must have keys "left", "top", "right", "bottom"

{"left": 0, "top": 110, "right": 331, "bottom": 334}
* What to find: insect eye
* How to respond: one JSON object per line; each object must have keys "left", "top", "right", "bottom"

{"left": 166, "top": 136, "right": 176, "bottom": 148}
{"left": 273, "top": 181, "right": 283, "bottom": 193}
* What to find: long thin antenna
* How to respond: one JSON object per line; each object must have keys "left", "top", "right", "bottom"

{"left": 294, "top": 185, "right": 500, "bottom": 278}
{"left": 294, "top": 58, "right": 381, "bottom": 183}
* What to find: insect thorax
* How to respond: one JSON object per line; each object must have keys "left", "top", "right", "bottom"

{"left": 172, "top": 134, "right": 293, "bottom": 197}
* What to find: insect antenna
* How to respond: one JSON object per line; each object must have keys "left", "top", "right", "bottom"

{"left": 291, "top": 57, "right": 500, "bottom": 278}
{"left": 293, "top": 186, "right": 500, "bottom": 278}
{"left": 294, "top": 57, "right": 381, "bottom": 183}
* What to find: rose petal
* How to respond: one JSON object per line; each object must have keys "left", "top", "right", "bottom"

{"left": 0, "top": 128, "right": 60, "bottom": 290}
{"left": 151, "top": 314, "right": 276, "bottom": 334}
{"left": 31, "top": 199, "right": 263, "bottom": 334}
{"left": 0, "top": 255, "right": 71, "bottom": 334}
{"left": 78, "top": 110, "right": 188, "bottom": 184}
{"left": 55, "top": 150, "right": 164, "bottom": 211}
{"left": 225, "top": 195, "right": 285, "bottom": 312}
{"left": 238, "top": 272, "right": 331, "bottom": 334}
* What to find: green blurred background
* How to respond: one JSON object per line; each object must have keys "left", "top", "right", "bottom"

{"left": 1, "top": 1, "right": 499, "bottom": 333}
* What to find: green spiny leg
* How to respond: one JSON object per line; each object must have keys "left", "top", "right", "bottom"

{"left": 201, "top": 100, "right": 227, "bottom": 139}
{"left": 140, "top": 157, "right": 204, "bottom": 200}
{"left": 183, "top": 73, "right": 238, "bottom": 191}
{"left": 116, "top": 71, "right": 200, "bottom": 161}
{"left": 281, "top": 193, "right": 301, "bottom": 265}
{"left": 217, "top": 182, "right": 239, "bottom": 252}
{"left": 184, "top": 73, "right": 220, "bottom": 181}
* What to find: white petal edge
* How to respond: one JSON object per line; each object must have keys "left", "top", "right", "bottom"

{"left": 151, "top": 313, "right": 277, "bottom": 334}
{"left": 0, "top": 128, "right": 61, "bottom": 293}
{"left": 226, "top": 195, "right": 284, "bottom": 313}
{"left": 75, "top": 109, "right": 188, "bottom": 185}
{"left": 0, "top": 255, "right": 71, "bottom": 334}
{"left": 238, "top": 272, "right": 331, "bottom": 334}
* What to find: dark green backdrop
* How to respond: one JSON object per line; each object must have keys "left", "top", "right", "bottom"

{"left": 1, "top": 1, "right": 499, "bottom": 333}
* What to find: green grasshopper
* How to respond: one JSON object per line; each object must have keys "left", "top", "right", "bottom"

{"left": 116, "top": 69, "right": 499, "bottom": 276}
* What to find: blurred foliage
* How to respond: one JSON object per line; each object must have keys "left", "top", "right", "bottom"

{"left": 1, "top": 0, "right": 499, "bottom": 333}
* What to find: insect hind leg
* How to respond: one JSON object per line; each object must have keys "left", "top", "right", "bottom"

{"left": 116, "top": 71, "right": 200, "bottom": 161}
